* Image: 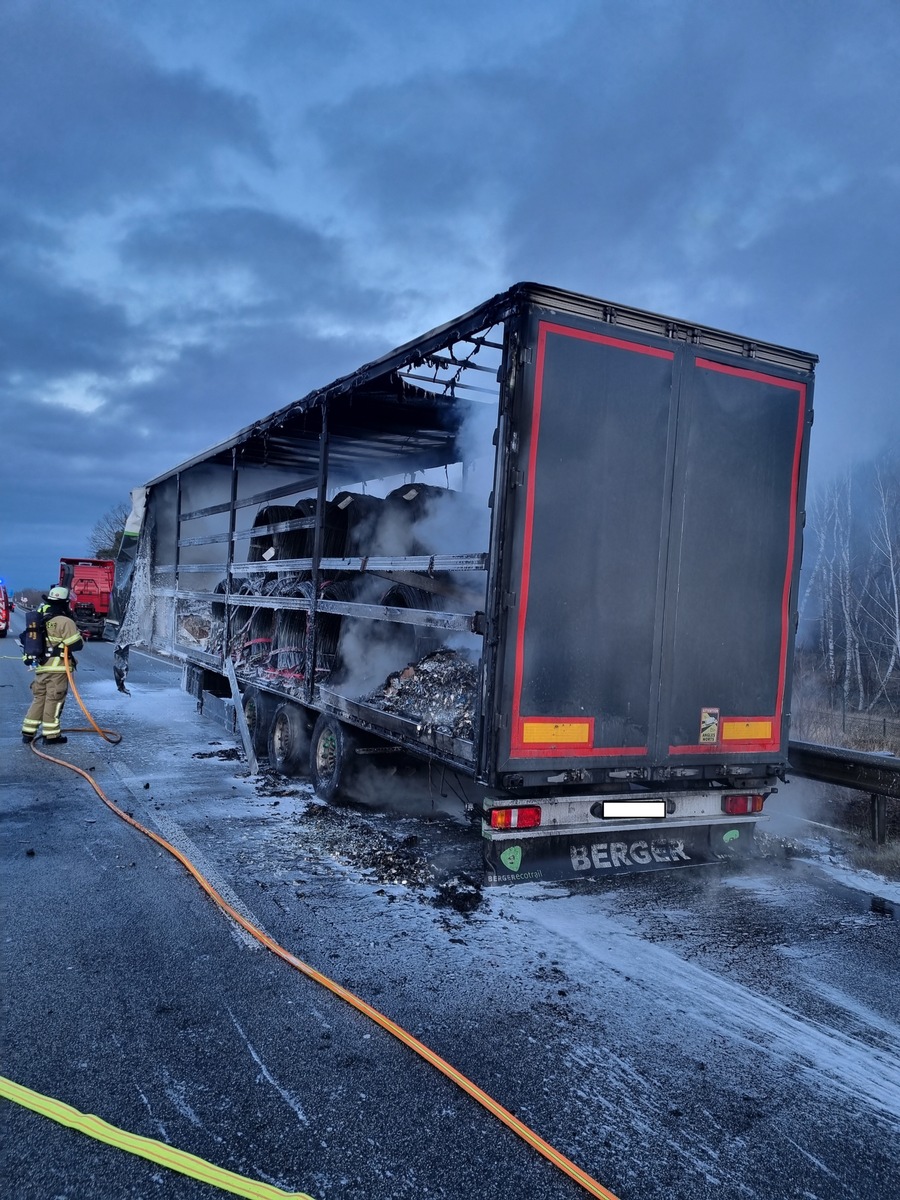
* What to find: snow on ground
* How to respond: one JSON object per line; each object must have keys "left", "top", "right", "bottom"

{"left": 495, "top": 884, "right": 900, "bottom": 1123}
{"left": 64, "top": 658, "right": 900, "bottom": 1197}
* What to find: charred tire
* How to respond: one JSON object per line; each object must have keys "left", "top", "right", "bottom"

{"left": 267, "top": 702, "right": 313, "bottom": 777}
{"left": 310, "top": 714, "right": 359, "bottom": 802}
{"left": 242, "top": 687, "right": 277, "bottom": 756}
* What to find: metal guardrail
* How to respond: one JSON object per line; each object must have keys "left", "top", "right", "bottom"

{"left": 787, "top": 740, "right": 900, "bottom": 844}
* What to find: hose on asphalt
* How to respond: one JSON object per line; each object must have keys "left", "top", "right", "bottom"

{"left": 0, "top": 1075, "right": 313, "bottom": 1200}
{"left": 28, "top": 650, "right": 621, "bottom": 1200}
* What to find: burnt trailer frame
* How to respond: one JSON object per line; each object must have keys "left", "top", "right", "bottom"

{"left": 117, "top": 282, "right": 817, "bottom": 884}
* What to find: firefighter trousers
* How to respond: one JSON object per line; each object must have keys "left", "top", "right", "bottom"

{"left": 22, "top": 672, "right": 69, "bottom": 740}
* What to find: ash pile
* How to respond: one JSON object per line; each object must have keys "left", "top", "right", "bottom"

{"left": 366, "top": 649, "right": 478, "bottom": 740}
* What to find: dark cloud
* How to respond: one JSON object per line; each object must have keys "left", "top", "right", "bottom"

{"left": 0, "top": 3, "right": 273, "bottom": 217}
{"left": 1, "top": 318, "right": 385, "bottom": 588}
{"left": 111, "top": 320, "right": 385, "bottom": 455}
{"left": 121, "top": 206, "right": 338, "bottom": 277}
{"left": 1, "top": 397, "right": 138, "bottom": 589}
{"left": 118, "top": 205, "right": 372, "bottom": 317}
{"left": 312, "top": 73, "right": 516, "bottom": 228}
{"left": 1, "top": 0, "right": 897, "bottom": 590}
{"left": 305, "top": 0, "right": 898, "bottom": 288}
{"left": 0, "top": 234, "right": 134, "bottom": 392}
{"left": 303, "top": 0, "right": 899, "bottom": 487}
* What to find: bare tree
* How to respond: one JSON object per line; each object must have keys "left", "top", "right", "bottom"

{"left": 802, "top": 448, "right": 900, "bottom": 718}
{"left": 833, "top": 472, "right": 866, "bottom": 711}
{"left": 861, "top": 457, "right": 900, "bottom": 709}
{"left": 89, "top": 502, "right": 130, "bottom": 558}
{"left": 806, "top": 475, "right": 852, "bottom": 696}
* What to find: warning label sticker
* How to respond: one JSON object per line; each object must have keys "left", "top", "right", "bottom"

{"left": 699, "top": 707, "right": 720, "bottom": 744}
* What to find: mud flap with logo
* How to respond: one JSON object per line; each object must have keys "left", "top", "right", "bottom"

{"left": 483, "top": 823, "right": 756, "bottom": 885}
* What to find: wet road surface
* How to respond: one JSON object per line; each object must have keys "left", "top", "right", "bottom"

{"left": 2, "top": 626, "right": 899, "bottom": 1200}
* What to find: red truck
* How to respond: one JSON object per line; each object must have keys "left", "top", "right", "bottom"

{"left": 59, "top": 558, "right": 115, "bottom": 640}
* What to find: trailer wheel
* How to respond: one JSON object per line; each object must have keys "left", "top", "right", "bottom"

{"left": 268, "top": 702, "right": 312, "bottom": 777}
{"left": 243, "top": 687, "right": 277, "bottom": 757}
{"left": 310, "top": 714, "right": 359, "bottom": 802}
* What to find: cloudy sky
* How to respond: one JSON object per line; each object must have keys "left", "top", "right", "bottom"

{"left": 2, "top": 0, "right": 898, "bottom": 592}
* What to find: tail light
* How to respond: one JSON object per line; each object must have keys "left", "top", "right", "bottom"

{"left": 488, "top": 806, "right": 542, "bottom": 830}
{"left": 723, "top": 794, "right": 765, "bottom": 815}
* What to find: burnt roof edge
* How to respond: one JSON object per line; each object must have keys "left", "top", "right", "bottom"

{"left": 145, "top": 281, "right": 817, "bottom": 485}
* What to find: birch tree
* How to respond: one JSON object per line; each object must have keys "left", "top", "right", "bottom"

{"left": 803, "top": 450, "right": 900, "bottom": 713}
{"left": 861, "top": 457, "right": 900, "bottom": 708}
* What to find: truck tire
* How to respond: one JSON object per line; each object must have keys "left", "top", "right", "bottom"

{"left": 310, "top": 714, "right": 359, "bottom": 802}
{"left": 243, "top": 687, "right": 277, "bottom": 757}
{"left": 268, "top": 702, "right": 313, "bottom": 777}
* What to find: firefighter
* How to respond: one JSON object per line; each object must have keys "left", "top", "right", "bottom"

{"left": 20, "top": 586, "right": 84, "bottom": 745}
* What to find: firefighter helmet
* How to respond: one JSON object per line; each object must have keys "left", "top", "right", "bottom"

{"left": 47, "top": 586, "right": 70, "bottom": 601}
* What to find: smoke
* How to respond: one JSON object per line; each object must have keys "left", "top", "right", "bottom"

{"left": 329, "top": 392, "right": 496, "bottom": 696}
{"left": 346, "top": 756, "right": 472, "bottom": 822}
{"left": 335, "top": 601, "right": 421, "bottom": 695}
{"left": 762, "top": 775, "right": 843, "bottom": 844}
{"left": 456, "top": 395, "right": 500, "bottom": 506}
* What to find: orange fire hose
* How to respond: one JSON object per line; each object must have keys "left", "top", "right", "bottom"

{"left": 27, "top": 648, "right": 621, "bottom": 1200}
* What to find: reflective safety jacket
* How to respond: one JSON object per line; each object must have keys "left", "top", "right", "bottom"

{"left": 35, "top": 614, "right": 84, "bottom": 672}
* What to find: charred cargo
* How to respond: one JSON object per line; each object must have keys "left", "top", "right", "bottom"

{"left": 112, "top": 282, "right": 816, "bottom": 884}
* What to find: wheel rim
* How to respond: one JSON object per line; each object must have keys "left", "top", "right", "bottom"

{"left": 273, "top": 712, "right": 291, "bottom": 762}
{"left": 315, "top": 726, "right": 337, "bottom": 783}
{"left": 245, "top": 698, "right": 258, "bottom": 740}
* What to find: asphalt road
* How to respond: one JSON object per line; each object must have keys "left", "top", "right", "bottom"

{"left": 2, "top": 617, "right": 899, "bottom": 1200}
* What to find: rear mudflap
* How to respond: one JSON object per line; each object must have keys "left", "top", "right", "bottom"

{"left": 483, "top": 822, "right": 756, "bottom": 885}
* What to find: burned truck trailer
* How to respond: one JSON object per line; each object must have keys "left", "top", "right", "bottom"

{"left": 114, "top": 282, "right": 816, "bottom": 883}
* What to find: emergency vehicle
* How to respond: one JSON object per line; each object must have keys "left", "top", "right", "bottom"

{"left": 0, "top": 580, "right": 13, "bottom": 638}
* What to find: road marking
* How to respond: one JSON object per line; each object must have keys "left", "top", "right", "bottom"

{"left": 227, "top": 1009, "right": 309, "bottom": 1126}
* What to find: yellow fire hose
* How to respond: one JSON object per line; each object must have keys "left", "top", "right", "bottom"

{"left": 12, "top": 648, "right": 621, "bottom": 1200}
{"left": 0, "top": 1075, "right": 313, "bottom": 1200}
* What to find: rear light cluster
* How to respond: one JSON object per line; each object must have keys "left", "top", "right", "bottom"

{"left": 488, "top": 806, "right": 542, "bottom": 830}
{"left": 722, "top": 794, "right": 765, "bottom": 815}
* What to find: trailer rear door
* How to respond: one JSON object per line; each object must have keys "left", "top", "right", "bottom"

{"left": 658, "top": 356, "right": 809, "bottom": 758}
{"left": 491, "top": 305, "right": 812, "bottom": 779}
